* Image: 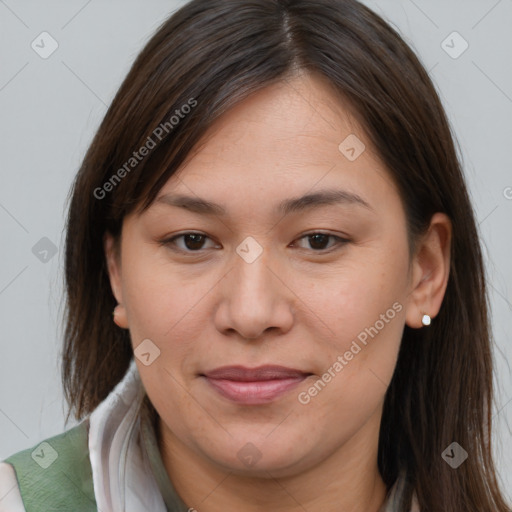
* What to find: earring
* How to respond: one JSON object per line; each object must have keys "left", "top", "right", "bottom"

{"left": 113, "top": 304, "right": 122, "bottom": 323}
{"left": 112, "top": 304, "right": 127, "bottom": 329}
{"left": 421, "top": 314, "right": 431, "bottom": 326}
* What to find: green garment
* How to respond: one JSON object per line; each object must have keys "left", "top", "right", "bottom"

{"left": 2, "top": 415, "right": 190, "bottom": 512}
{"left": 2, "top": 420, "right": 97, "bottom": 511}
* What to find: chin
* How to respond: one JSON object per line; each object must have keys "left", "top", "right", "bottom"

{"left": 197, "top": 431, "right": 318, "bottom": 478}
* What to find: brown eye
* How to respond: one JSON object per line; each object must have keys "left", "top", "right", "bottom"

{"left": 307, "top": 234, "right": 331, "bottom": 250}
{"left": 181, "top": 233, "right": 207, "bottom": 251}
{"left": 293, "top": 233, "right": 350, "bottom": 252}
{"left": 162, "top": 232, "right": 217, "bottom": 252}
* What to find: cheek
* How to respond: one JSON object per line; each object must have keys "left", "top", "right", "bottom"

{"left": 298, "top": 245, "right": 407, "bottom": 407}
{"left": 299, "top": 304, "right": 404, "bottom": 444}
{"left": 120, "top": 245, "right": 216, "bottom": 342}
{"left": 303, "top": 249, "right": 408, "bottom": 348}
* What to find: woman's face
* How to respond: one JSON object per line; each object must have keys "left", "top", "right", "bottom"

{"left": 106, "top": 72, "right": 427, "bottom": 478}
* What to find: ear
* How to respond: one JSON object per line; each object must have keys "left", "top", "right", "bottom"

{"left": 405, "top": 213, "right": 452, "bottom": 329}
{"left": 104, "top": 231, "right": 129, "bottom": 329}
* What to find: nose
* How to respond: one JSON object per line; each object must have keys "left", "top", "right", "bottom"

{"left": 213, "top": 241, "right": 294, "bottom": 341}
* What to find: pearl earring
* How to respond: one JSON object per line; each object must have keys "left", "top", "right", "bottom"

{"left": 421, "top": 314, "right": 431, "bottom": 326}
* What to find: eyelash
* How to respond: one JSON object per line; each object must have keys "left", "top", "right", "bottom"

{"left": 159, "top": 231, "right": 350, "bottom": 255}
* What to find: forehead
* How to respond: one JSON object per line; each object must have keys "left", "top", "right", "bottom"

{"left": 181, "top": 72, "right": 359, "bottom": 170}
{"left": 144, "top": 72, "right": 401, "bottom": 222}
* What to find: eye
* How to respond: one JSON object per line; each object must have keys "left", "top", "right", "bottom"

{"left": 292, "top": 232, "right": 350, "bottom": 252}
{"left": 161, "top": 232, "right": 217, "bottom": 252}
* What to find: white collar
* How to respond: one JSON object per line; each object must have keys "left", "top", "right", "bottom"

{"left": 88, "top": 358, "right": 167, "bottom": 512}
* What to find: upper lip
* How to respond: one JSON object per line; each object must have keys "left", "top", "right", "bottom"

{"left": 202, "top": 365, "right": 311, "bottom": 381}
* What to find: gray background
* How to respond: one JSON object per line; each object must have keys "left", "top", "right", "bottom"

{"left": 0, "top": 0, "right": 511, "bottom": 500}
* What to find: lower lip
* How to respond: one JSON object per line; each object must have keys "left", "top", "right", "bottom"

{"left": 203, "top": 376, "right": 309, "bottom": 404}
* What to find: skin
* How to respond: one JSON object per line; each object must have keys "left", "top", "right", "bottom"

{"left": 105, "top": 70, "right": 451, "bottom": 512}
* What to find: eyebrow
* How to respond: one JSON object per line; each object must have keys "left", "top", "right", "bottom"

{"left": 155, "top": 189, "right": 374, "bottom": 217}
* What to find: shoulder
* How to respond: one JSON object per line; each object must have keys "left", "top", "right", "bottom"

{"left": 1, "top": 420, "right": 97, "bottom": 512}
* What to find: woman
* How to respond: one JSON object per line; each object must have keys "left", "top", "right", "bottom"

{"left": 1, "top": 0, "right": 510, "bottom": 510}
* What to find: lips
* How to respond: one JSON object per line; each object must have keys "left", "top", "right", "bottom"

{"left": 203, "top": 365, "right": 310, "bottom": 381}
{"left": 201, "top": 365, "right": 312, "bottom": 404}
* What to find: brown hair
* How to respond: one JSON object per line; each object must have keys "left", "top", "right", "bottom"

{"left": 61, "top": 0, "right": 510, "bottom": 510}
